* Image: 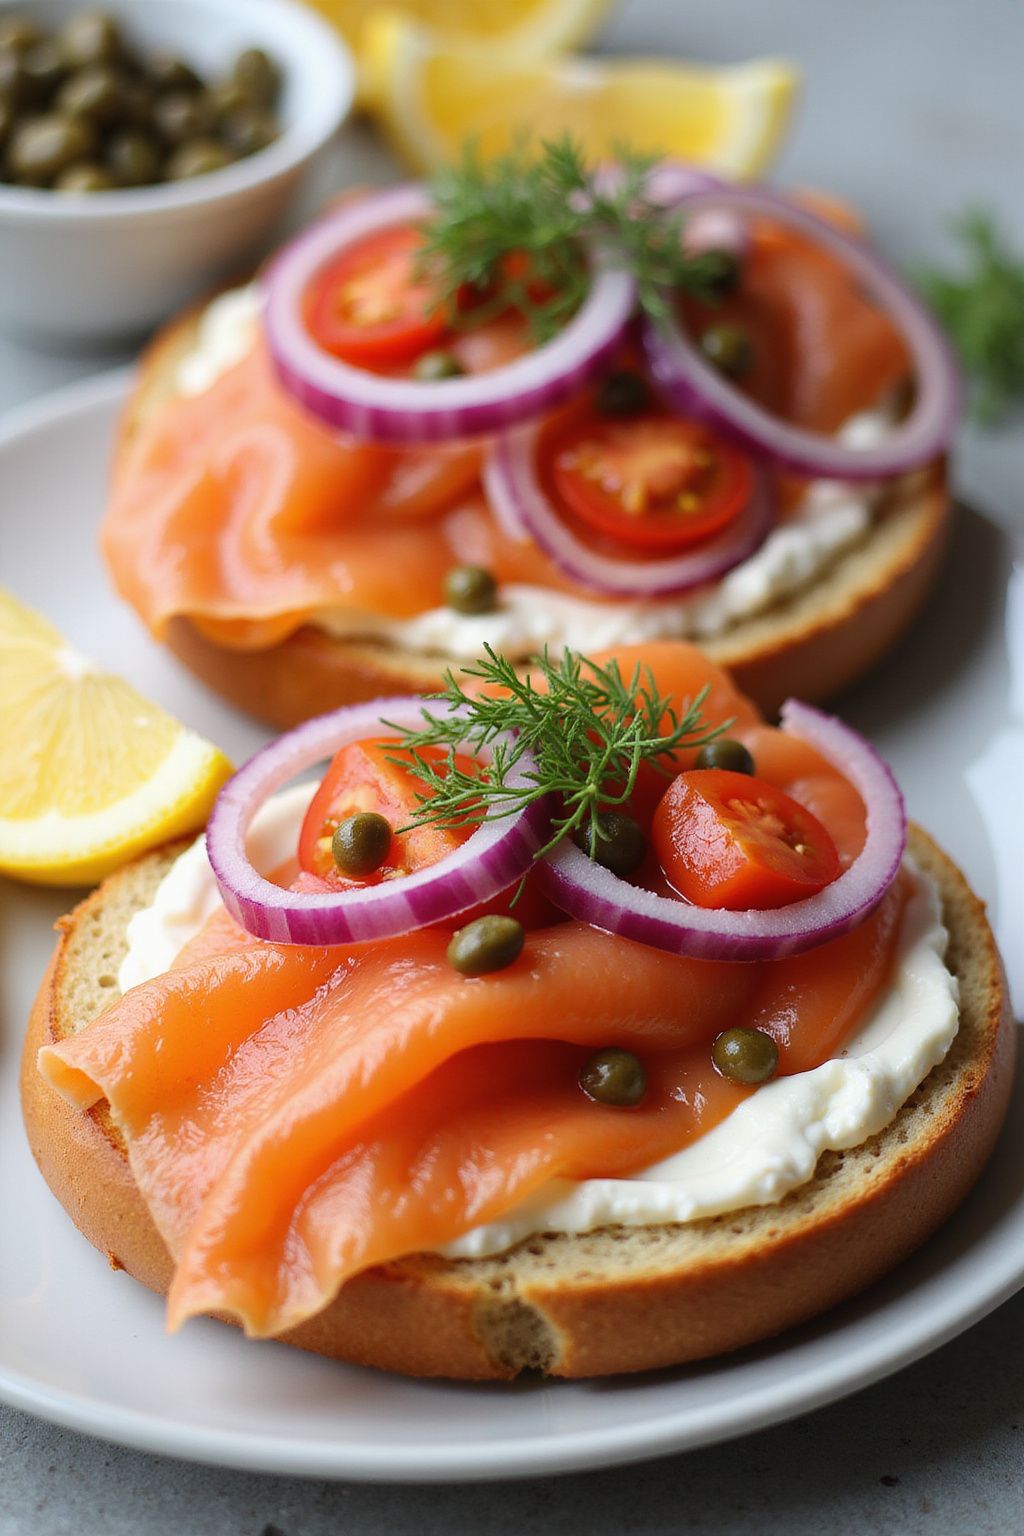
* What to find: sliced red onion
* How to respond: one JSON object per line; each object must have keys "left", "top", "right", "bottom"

{"left": 641, "top": 186, "right": 961, "bottom": 482}
{"left": 206, "top": 697, "right": 549, "bottom": 946}
{"left": 483, "top": 420, "right": 775, "bottom": 597}
{"left": 537, "top": 701, "right": 906, "bottom": 962}
{"left": 263, "top": 185, "right": 637, "bottom": 444}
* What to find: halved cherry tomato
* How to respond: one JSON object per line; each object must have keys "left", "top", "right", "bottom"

{"left": 297, "top": 739, "right": 560, "bottom": 927}
{"left": 651, "top": 768, "right": 840, "bottom": 910}
{"left": 305, "top": 224, "right": 449, "bottom": 368}
{"left": 298, "top": 740, "right": 469, "bottom": 886}
{"left": 545, "top": 411, "right": 753, "bottom": 551}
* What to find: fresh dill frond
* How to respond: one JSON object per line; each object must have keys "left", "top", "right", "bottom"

{"left": 917, "top": 210, "right": 1024, "bottom": 426}
{"left": 383, "top": 645, "right": 728, "bottom": 859}
{"left": 418, "top": 135, "right": 731, "bottom": 345}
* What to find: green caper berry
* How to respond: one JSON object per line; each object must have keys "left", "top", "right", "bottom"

{"left": 695, "top": 737, "right": 755, "bottom": 775}
{"left": 232, "top": 47, "right": 280, "bottom": 105}
{"left": 596, "top": 369, "right": 651, "bottom": 418}
{"left": 0, "top": 19, "right": 42, "bottom": 54}
{"left": 58, "top": 65, "right": 128, "bottom": 125}
{"left": 222, "top": 107, "right": 277, "bottom": 156}
{"left": 153, "top": 91, "right": 212, "bottom": 146}
{"left": 579, "top": 1047, "right": 647, "bottom": 1107}
{"left": 206, "top": 78, "right": 249, "bottom": 121}
{"left": 331, "top": 811, "right": 392, "bottom": 878}
{"left": 147, "top": 54, "right": 202, "bottom": 93}
{"left": 712, "top": 1027, "right": 779, "bottom": 1086}
{"left": 0, "top": 51, "right": 29, "bottom": 106}
{"left": 414, "top": 349, "right": 464, "bottom": 382}
{"left": 447, "top": 915, "right": 525, "bottom": 977}
{"left": 61, "top": 12, "right": 123, "bottom": 69}
{"left": 8, "top": 113, "right": 95, "bottom": 183}
{"left": 105, "top": 128, "right": 161, "bottom": 186}
{"left": 21, "top": 41, "right": 69, "bottom": 100}
{"left": 697, "top": 247, "right": 742, "bottom": 302}
{"left": 700, "top": 324, "right": 753, "bottom": 380}
{"left": 443, "top": 564, "right": 497, "bottom": 616}
{"left": 574, "top": 813, "right": 648, "bottom": 878}
{"left": 165, "top": 137, "right": 232, "bottom": 180}
{"left": 55, "top": 160, "right": 115, "bottom": 192}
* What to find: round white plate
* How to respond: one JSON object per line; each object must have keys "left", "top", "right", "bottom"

{"left": 1, "top": 373, "right": 1022, "bottom": 1482}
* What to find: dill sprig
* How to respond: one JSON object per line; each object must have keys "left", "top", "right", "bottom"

{"left": 418, "top": 136, "right": 733, "bottom": 345}
{"left": 384, "top": 645, "right": 728, "bottom": 859}
{"left": 917, "top": 210, "right": 1024, "bottom": 426}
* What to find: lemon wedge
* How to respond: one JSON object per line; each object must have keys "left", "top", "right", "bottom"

{"left": 362, "top": 12, "right": 798, "bottom": 177}
{"left": 0, "top": 590, "right": 232, "bottom": 887}
{"left": 307, "top": 0, "right": 611, "bottom": 67}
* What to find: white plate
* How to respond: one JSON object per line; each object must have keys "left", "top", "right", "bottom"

{"left": 1, "top": 373, "right": 1022, "bottom": 1483}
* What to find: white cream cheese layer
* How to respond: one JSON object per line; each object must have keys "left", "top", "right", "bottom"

{"left": 173, "top": 286, "right": 891, "bottom": 656}
{"left": 118, "top": 791, "right": 960, "bottom": 1250}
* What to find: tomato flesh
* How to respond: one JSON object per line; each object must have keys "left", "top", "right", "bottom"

{"left": 651, "top": 768, "right": 841, "bottom": 910}
{"left": 546, "top": 410, "right": 752, "bottom": 551}
{"left": 306, "top": 224, "right": 449, "bottom": 368}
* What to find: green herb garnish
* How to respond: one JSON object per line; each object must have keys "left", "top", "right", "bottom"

{"left": 384, "top": 644, "right": 727, "bottom": 858}
{"left": 917, "top": 210, "right": 1024, "bottom": 426}
{"left": 418, "top": 136, "right": 731, "bottom": 344}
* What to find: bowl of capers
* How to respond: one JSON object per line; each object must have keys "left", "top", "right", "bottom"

{"left": 0, "top": 0, "right": 353, "bottom": 345}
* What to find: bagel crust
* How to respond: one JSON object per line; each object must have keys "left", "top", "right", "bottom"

{"left": 114, "top": 306, "right": 949, "bottom": 729}
{"left": 21, "top": 827, "right": 1014, "bottom": 1379}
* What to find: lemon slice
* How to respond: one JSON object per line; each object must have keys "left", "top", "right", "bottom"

{"left": 308, "top": 0, "right": 611, "bottom": 64}
{"left": 362, "top": 12, "right": 798, "bottom": 177}
{"left": 0, "top": 590, "right": 232, "bottom": 887}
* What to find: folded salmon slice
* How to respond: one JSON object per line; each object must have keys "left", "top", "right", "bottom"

{"left": 103, "top": 214, "right": 909, "bottom": 648}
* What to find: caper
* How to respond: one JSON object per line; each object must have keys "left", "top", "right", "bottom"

{"left": 61, "top": 12, "right": 122, "bottom": 69}
{"left": 697, "top": 247, "right": 742, "bottom": 302}
{"left": 596, "top": 368, "right": 651, "bottom": 418}
{"left": 712, "top": 1027, "right": 779, "bottom": 1086}
{"left": 153, "top": 90, "right": 212, "bottom": 146}
{"left": 695, "top": 737, "right": 755, "bottom": 775}
{"left": 147, "top": 53, "right": 201, "bottom": 93}
{"left": 55, "top": 159, "right": 114, "bottom": 192}
{"left": 699, "top": 324, "right": 753, "bottom": 380}
{"left": 414, "top": 349, "right": 464, "bottom": 382}
{"left": 0, "top": 19, "right": 42, "bottom": 54}
{"left": 221, "top": 106, "right": 278, "bottom": 157}
{"left": 0, "top": 95, "right": 14, "bottom": 148}
{"left": 8, "top": 112, "right": 95, "bottom": 183}
{"left": 165, "top": 137, "right": 232, "bottom": 180}
{"left": 21, "top": 40, "right": 69, "bottom": 100}
{"left": 206, "top": 78, "right": 249, "bottom": 121}
{"left": 444, "top": 564, "right": 497, "bottom": 616}
{"left": 574, "top": 813, "right": 648, "bottom": 879}
{"left": 58, "top": 65, "right": 129, "bottom": 125}
{"left": 579, "top": 1047, "right": 647, "bottom": 1107}
{"left": 331, "top": 811, "right": 392, "bottom": 878}
{"left": 447, "top": 915, "right": 525, "bottom": 977}
{"left": 105, "top": 128, "right": 161, "bottom": 186}
{"left": 0, "top": 50, "right": 28, "bottom": 106}
{"left": 232, "top": 47, "right": 280, "bottom": 106}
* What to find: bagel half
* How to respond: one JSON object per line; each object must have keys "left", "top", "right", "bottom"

{"left": 114, "top": 306, "right": 950, "bottom": 729}
{"left": 21, "top": 827, "right": 1013, "bottom": 1380}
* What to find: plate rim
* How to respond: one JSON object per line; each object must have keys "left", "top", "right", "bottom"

{"left": 1, "top": 372, "right": 1022, "bottom": 1483}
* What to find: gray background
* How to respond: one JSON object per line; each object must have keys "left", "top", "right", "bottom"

{"left": 2, "top": 0, "right": 1023, "bottom": 1530}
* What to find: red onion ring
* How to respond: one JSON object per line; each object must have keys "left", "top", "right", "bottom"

{"left": 206, "top": 697, "right": 550, "bottom": 946}
{"left": 263, "top": 185, "right": 637, "bottom": 444}
{"left": 641, "top": 186, "right": 961, "bottom": 482}
{"left": 537, "top": 700, "right": 906, "bottom": 962}
{"left": 483, "top": 420, "right": 776, "bottom": 597}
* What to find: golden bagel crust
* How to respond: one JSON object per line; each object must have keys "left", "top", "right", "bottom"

{"left": 113, "top": 307, "right": 949, "bottom": 728}
{"left": 21, "top": 828, "right": 1014, "bottom": 1379}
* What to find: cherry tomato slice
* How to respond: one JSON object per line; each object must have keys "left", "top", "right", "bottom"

{"left": 546, "top": 411, "right": 753, "bottom": 551}
{"left": 651, "top": 768, "right": 841, "bottom": 910}
{"left": 298, "top": 740, "right": 468, "bottom": 886}
{"left": 305, "top": 224, "right": 449, "bottom": 368}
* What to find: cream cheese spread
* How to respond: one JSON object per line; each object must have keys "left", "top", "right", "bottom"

{"left": 118, "top": 790, "right": 959, "bottom": 1250}
{"left": 173, "top": 286, "right": 892, "bottom": 656}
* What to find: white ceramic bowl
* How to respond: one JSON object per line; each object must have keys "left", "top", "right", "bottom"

{"left": 0, "top": 0, "right": 354, "bottom": 346}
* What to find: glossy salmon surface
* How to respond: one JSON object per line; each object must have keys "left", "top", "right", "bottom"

{"left": 40, "top": 646, "right": 908, "bottom": 1338}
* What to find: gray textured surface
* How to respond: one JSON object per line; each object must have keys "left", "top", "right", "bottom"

{"left": 2, "top": 0, "right": 1023, "bottom": 1529}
